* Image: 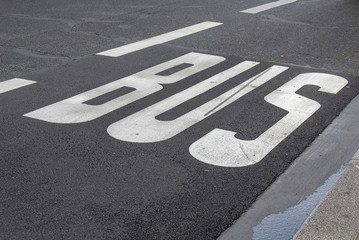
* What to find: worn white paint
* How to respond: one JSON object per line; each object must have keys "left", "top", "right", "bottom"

{"left": 241, "top": 0, "right": 298, "bottom": 14}
{"left": 97, "top": 21, "right": 222, "bottom": 57}
{"left": 190, "top": 73, "right": 348, "bottom": 167}
{"left": 24, "top": 53, "right": 224, "bottom": 123}
{"left": 107, "top": 65, "right": 288, "bottom": 142}
{"left": 0, "top": 78, "right": 36, "bottom": 94}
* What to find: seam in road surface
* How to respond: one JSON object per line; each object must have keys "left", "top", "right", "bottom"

{"left": 204, "top": 67, "right": 273, "bottom": 116}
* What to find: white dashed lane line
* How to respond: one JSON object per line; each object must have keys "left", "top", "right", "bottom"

{"left": 0, "top": 78, "right": 36, "bottom": 94}
{"left": 96, "top": 21, "right": 222, "bottom": 57}
{"left": 241, "top": 0, "right": 298, "bottom": 14}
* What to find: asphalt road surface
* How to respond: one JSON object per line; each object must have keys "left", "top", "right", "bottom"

{"left": 1, "top": 0, "right": 358, "bottom": 239}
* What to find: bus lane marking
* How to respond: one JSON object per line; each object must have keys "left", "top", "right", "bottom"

{"left": 22, "top": 50, "right": 349, "bottom": 168}
{"left": 19, "top": 14, "right": 350, "bottom": 168}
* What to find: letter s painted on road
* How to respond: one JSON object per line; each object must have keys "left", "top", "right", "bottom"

{"left": 189, "top": 73, "right": 348, "bottom": 167}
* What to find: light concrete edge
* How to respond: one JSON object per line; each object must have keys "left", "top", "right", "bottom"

{"left": 218, "top": 95, "right": 359, "bottom": 240}
{"left": 292, "top": 157, "right": 359, "bottom": 240}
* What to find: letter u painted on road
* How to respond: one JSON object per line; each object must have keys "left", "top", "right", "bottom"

{"left": 107, "top": 65, "right": 288, "bottom": 142}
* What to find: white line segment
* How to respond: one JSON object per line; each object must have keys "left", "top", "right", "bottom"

{"left": 96, "top": 21, "right": 223, "bottom": 57}
{"left": 241, "top": 0, "right": 298, "bottom": 14}
{"left": 0, "top": 78, "right": 36, "bottom": 94}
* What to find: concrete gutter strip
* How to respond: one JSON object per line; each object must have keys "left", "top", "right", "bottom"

{"left": 292, "top": 157, "right": 359, "bottom": 240}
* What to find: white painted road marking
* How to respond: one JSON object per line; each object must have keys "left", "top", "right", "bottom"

{"left": 24, "top": 53, "right": 224, "bottom": 123}
{"left": 107, "top": 65, "right": 288, "bottom": 143}
{"left": 22, "top": 48, "right": 348, "bottom": 168}
{"left": 241, "top": 0, "right": 298, "bottom": 14}
{"left": 97, "top": 21, "right": 222, "bottom": 57}
{"left": 0, "top": 78, "right": 36, "bottom": 94}
{"left": 190, "top": 73, "right": 348, "bottom": 167}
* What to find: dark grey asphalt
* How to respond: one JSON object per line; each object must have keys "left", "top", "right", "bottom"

{"left": 1, "top": 0, "right": 358, "bottom": 239}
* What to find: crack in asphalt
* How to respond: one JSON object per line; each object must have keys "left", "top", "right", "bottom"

{"left": 12, "top": 48, "right": 70, "bottom": 62}
{"left": 204, "top": 67, "right": 272, "bottom": 117}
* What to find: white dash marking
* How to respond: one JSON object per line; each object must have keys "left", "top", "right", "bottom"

{"left": 0, "top": 78, "right": 36, "bottom": 94}
{"left": 96, "top": 21, "right": 222, "bottom": 57}
{"left": 241, "top": 0, "right": 298, "bottom": 14}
